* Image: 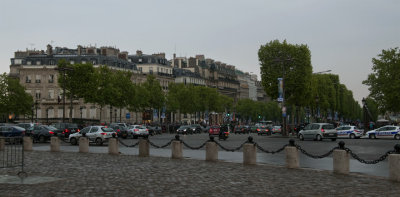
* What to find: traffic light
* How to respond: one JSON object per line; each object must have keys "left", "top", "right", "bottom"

{"left": 258, "top": 115, "right": 261, "bottom": 119}
{"left": 227, "top": 113, "right": 230, "bottom": 117}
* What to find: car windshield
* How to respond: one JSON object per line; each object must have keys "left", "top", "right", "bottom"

{"left": 180, "top": 126, "right": 190, "bottom": 129}
{"left": 101, "top": 127, "right": 114, "bottom": 132}
{"left": 43, "top": 125, "right": 58, "bottom": 130}
{"left": 68, "top": 123, "right": 78, "bottom": 128}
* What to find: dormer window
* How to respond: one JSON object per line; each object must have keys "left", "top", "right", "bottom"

{"left": 138, "top": 58, "right": 142, "bottom": 63}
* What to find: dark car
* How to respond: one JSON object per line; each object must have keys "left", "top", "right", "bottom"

{"left": 109, "top": 125, "right": 128, "bottom": 139}
{"left": 51, "top": 123, "right": 79, "bottom": 137}
{"left": 147, "top": 125, "right": 162, "bottom": 135}
{"left": 176, "top": 125, "right": 192, "bottom": 135}
{"left": 17, "top": 123, "right": 40, "bottom": 136}
{"left": 188, "top": 124, "right": 202, "bottom": 134}
{"left": 31, "top": 125, "right": 61, "bottom": 143}
{"left": 256, "top": 124, "right": 272, "bottom": 136}
{"left": 234, "top": 125, "right": 250, "bottom": 134}
{"left": 0, "top": 125, "right": 25, "bottom": 137}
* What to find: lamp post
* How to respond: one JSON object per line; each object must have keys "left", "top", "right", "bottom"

{"left": 362, "top": 98, "right": 368, "bottom": 134}
{"left": 46, "top": 108, "right": 49, "bottom": 124}
{"left": 114, "top": 109, "right": 117, "bottom": 123}
{"left": 80, "top": 107, "right": 83, "bottom": 120}
{"left": 273, "top": 56, "right": 294, "bottom": 136}
{"left": 35, "top": 100, "right": 39, "bottom": 123}
{"left": 315, "top": 96, "right": 319, "bottom": 123}
{"left": 55, "top": 66, "right": 74, "bottom": 123}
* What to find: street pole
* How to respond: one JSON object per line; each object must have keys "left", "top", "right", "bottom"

{"left": 35, "top": 100, "right": 38, "bottom": 123}
{"left": 362, "top": 98, "right": 368, "bottom": 135}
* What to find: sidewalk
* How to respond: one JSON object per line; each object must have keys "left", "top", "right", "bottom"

{"left": 1, "top": 150, "right": 400, "bottom": 196}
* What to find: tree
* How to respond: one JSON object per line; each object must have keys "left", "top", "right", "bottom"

{"left": 258, "top": 40, "right": 313, "bottom": 107}
{"left": 363, "top": 47, "right": 400, "bottom": 113}
{"left": 0, "top": 73, "right": 33, "bottom": 122}
{"left": 142, "top": 75, "right": 165, "bottom": 122}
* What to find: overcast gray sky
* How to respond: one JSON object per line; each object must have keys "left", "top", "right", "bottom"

{"left": 1, "top": 0, "right": 399, "bottom": 103}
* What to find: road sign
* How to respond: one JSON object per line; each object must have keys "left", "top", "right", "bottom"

{"left": 126, "top": 113, "right": 130, "bottom": 119}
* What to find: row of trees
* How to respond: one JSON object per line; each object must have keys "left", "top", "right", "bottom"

{"left": 58, "top": 60, "right": 235, "bottom": 123}
{"left": 0, "top": 73, "right": 33, "bottom": 122}
{"left": 258, "top": 40, "right": 362, "bottom": 124}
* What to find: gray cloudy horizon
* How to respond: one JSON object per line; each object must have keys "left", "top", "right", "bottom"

{"left": 1, "top": 0, "right": 399, "bottom": 104}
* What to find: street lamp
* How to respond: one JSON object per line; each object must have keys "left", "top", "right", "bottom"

{"left": 315, "top": 96, "right": 319, "bottom": 123}
{"left": 362, "top": 98, "right": 368, "bottom": 134}
{"left": 80, "top": 106, "right": 83, "bottom": 120}
{"left": 55, "top": 66, "right": 74, "bottom": 123}
{"left": 35, "top": 100, "right": 39, "bottom": 123}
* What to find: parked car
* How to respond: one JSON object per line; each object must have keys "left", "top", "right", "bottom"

{"left": 146, "top": 125, "right": 162, "bottom": 135}
{"left": 366, "top": 125, "right": 400, "bottom": 139}
{"left": 69, "top": 126, "right": 116, "bottom": 146}
{"left": 298, "top": 123, "right": 337, "bottom": 141}
{"left": 0, "top": 125, "right": 25, "bottom": 137}
{"left": 31, "top": 125, "right": 61, "bottom": 143}
{"left": 336, "top": 125, "right": 363, "bottom": 139}
{"left": 201, "top": 125, "right": 210, "bottom": 133}
{"left": 109, "top": 124, "right": 129, "bottom": 139}
{"left": 17, "top": 122, "right": 39, "bottom": 136}
{"left": 209, "top": 125, "right": 220, "bottom": 136}
{"left": 234, "top": 125, "right": 249, "bottom": 134}
{"left": 176, "top": 125, "right": 193, "bottom": 135}
{"left": 51, "top": 123, "right": 79, "bottom": 137}
{"left": 188, "top": 124, "right": 202, "bottom": 134}
{"left": 272, "top": 126, "right": 282, "bottom": 134}
{"left": 128, "top": 125, "right": 149, "bottom": 139}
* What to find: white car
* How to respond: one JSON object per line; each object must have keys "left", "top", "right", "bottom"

{"left": 69, "top": 126, "right": 116, "bottom": 145}
{"left": 336, "top": 125, "right": 363, "bottom": 139}
{"left": 366, "top": 125, "right": 400, "bottom": 139}
{"left": 128, "top": 125, "right": 149, "bottom": 139}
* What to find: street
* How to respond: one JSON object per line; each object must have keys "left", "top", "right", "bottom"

{"left": 31, "top": 132, "right": 400, "bottom": 178}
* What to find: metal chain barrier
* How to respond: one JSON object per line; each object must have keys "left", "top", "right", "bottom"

{"left": 256, "top": 143, "right": 288, "bottom": 154}
{"left": 295, "top": 144, "right": 339, "bottom": 159}
{"left": 182, "top": 141, "right": 207, "bottom": 150}
{"left": 344, "top": 148, "right": 395, "bottom": 164}
{"left": 148, "top": 139, "right": 174, "bottom": 148}
{"left": 118, "top": 138, "right": 140, "bottom": 148}
{"left": 214, "top": 140, "right": 246, "bottom": 152}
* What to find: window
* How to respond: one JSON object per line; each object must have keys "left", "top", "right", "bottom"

{"left": 27, "top": 61, "right": 31, "bottom": 65}
{"left": 14, "top": 59, "right": 22, "bottom": 64}
{"left": 70, "top": 61, "right": 74, "bottom": 64}
{"left": 48, "top": 74, "right": 54, "bottom": 83}
{"left": 90, "top": 127, "right": 99, "bottom": 133}
{"left": 35, "top": 90, "right": 41, "bottom": 99}
{"left": 48, "top": 108, "right": 54, "bottom": 118}
{"left": 90, "top": 107, "right": 96, "bottom": 118}
{"left": 311, "top": 124, "right": 320, "bottom": 130}
{"left": 25, "top": 76, "right": 31, "bottom": 83}
{"left": 48, "top": 89, "right": 54, "bottom": 99}
{"left": 36, "top": 61, "right": 41, "bottom": 65}
{"left": 57, "top": 108, "right": 63, "bottom": 118}
{"left": 35, "top": 75, "right": 41, "bottom": 83}
{"left": 139, "top": 58, "right": 142, "bottom": 63}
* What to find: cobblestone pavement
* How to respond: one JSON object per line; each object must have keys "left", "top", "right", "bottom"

{"left": 1, "top": 151, "right": 400, "bottom": 196}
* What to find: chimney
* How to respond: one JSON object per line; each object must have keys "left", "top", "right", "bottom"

{"left": 46, "top": 44, "right": 53, "bottom": 56}
{"left": 77, "top": 45, "right": 82, "bottom": 55}
{"left": 136, "top": 50, "right": 143, "bottom": 56}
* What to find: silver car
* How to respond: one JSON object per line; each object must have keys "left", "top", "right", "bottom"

{"left": 298, "top": 123, "right": 337, "bottom": 141}
{"left": 128, "top": 125, "right": 149, "bottom": 139}
{"left": 69, "top": 126, "right": 115, "bottom": 145}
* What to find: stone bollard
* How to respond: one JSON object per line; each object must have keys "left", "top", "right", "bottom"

{"left": 389, "top": 144, "right": 400, "bottom": 182}
{"left": 285, "top": 140, "right": 299, "bottom": 169}
{"left": 50, "top": 137, "right": 60, "bottom": 152}
{"left": 171, "top": 135, "right": 183, "bottom": 159}
{"left": 243, "top": 137, "right": 256, "bottom": 165}
{"left": 79, "top": 137, "right": 89, "bottom": 153}
{"left": 108, "top": 138, "right": 119, "bottom": 155}
{"left": 333, "top": 141, "right": 349, "bottom": 174}
{"left": 23, "top": 136, "right": 33, "bottom": 151}
{"left": 139, "top": 139, "right": 150, "bottom": 157}
{"left": 0, "top": 138, "right": 4, "bottom": 151}
{"left": 206, "top": 140, "right": 218, "bottom": 161}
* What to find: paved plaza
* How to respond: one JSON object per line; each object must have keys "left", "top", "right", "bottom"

{"left": 1, "top": 150, "right": 400, "bottom": 196}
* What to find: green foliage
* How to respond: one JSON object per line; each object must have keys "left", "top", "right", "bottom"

{"left": 142, "top": 75, "right": 165, "bottom": 110}
{"left": 258, "top": 40, "right": 312, "bottom": 107}
{"left": 0, "top": 73, "right": 33, "bottom": 118}
{"left": 363, "top": 47, "right": 400, "bottom": 113}
{"left": 235, "top": 98, "right": 281, "bottom": 122}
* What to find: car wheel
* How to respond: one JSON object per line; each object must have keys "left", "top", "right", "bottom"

{"left": 316, "top": 134, "right": 322, "bottom": 141}
{"left": 350, "top": 134, "right": 356, "bottom": 139}
{"left": 299, "top": 134, "right": 304, "bottom": 141}
{"left": 95, "top": 138, "right": 103, "bottom": 146}
{"left": 395, "top": 134, "right": 400, "bottom": 140}
{"left": 39, "top": 135, "right": 46, "bottom": 143}
{"left": 369, "top": 134, "right": 376, "bottom": 139}
{"left": 331, "top": 138, "right": 337, "bottom": 141}
{"left": 70, "top": 138, "right": 77, "bottom": 145}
